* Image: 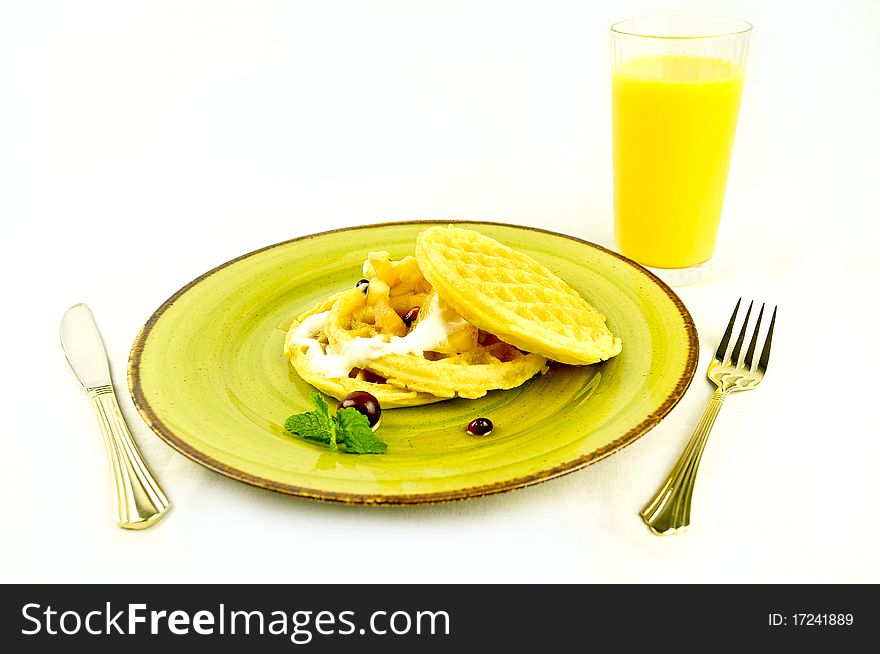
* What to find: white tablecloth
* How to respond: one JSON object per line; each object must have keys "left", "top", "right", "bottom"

{"left": 2, "top": 0, "right": 878, "bottom": 583}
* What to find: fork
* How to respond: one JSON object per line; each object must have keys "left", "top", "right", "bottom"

{"left": 640, "top": 299, "right": 777, "bottom": 535}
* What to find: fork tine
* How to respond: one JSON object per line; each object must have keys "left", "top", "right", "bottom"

{"left": 714, "top": 298, "right": 741, "bottom": 361}
{"left": 743, "top": 303, "right": 765, "bottom": 370}
{"left": 758, "top": 306, "right": 777, "bottom": 371}
{"left": 729, "top": 300, "right": 753, "bottom": 366}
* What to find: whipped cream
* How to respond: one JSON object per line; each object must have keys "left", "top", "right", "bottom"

{"left": 288, "top": 295, "right": 470, "bottom": 379}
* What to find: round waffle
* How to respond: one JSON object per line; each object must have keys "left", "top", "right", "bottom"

{"left": 415, "top": 226, "right": 622, "bottom": 365}
{"left": 284, "top": 295, "right": 446, "bottom": 407}
{"left": 288, "top": 348, "right": 446, "bottom": 407}
{"left": 286, "top": 287, "right": 548, "bottom": 403}
{"left": 322, "top": 288, "right": 548, "bottom": 399}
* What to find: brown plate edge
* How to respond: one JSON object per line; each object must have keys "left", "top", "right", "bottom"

{"left": 127, "top": 220, "right": 700, "bottom": 506}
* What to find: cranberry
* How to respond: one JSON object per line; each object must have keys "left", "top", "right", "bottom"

{"left": 355, "top": 278, "right": 370, "bottom": 294}
{"left": 403, "top": 306, "right": 420, "bottom": 328}
{"left": 338, "top": 391, "right": 381, "bottom": 431}
{"left": 359, "top": 369, "right": 386, "bottom": 384}
{"left": 347, "top": 368, "right": 386, "bottom": 384}
{"left": 466, "top": 418, "right": 493, "bottom": 436}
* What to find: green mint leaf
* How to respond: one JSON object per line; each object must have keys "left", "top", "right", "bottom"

{"left": 309, "top": 392, "right": 338, "bottom": 449}
{"left": 336, "top": 407, "right": 387, "bottom": 454}
{"left": 284, "top": 394, "right": 386, "bottom": 454}
{"left": 311, "top": 392, "right": 330, "bottom": 421}
{"left": 284, "top": 393, "right": 338, "bottom": 449}
{"left": 284, "top": 412, "right": 331, "bottom": 443}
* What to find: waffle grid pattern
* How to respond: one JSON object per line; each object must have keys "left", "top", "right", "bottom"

{"left": 417, "top": 227, "right": 622, "bottom": 364}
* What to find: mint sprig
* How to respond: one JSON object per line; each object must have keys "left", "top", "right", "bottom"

{"left": 335, "top": 407, "right": 387, "bottom": 454}
{"left": 284, "top": 393, "right": 387, "bottom": 455}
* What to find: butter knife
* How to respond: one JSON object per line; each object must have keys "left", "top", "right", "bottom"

{"left": 61, "top": 303, "right": 170, "bottom": 529}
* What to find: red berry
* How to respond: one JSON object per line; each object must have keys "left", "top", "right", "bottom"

{"left": 403, "top": 306, "right": 420, "bottom": 328}
{"left": 359, "top": 369, "right": 386, "bottom": 384}
{"left": 338, "top": 391, "right": 381, "bottom": 430}
{"left": 467, "top": 418, "right": 493, "bottom": 436}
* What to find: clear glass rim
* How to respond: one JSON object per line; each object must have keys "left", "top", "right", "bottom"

{"left": 611, "top": 16, "right": 753, "bottom": 40}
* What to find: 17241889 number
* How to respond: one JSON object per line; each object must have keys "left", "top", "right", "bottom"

{"left": 768, "top": 613, "right": 854, "bottom": 627}
{"left": 792, "top": 614, "right": 853, "bottom": 626}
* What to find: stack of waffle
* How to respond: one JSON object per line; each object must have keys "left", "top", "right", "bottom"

{"left": 284, "top": 226, "right": 622, "bottom": 407}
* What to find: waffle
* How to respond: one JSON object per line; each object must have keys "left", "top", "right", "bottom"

{"left": 285, "top": 282, "right": 548, "bottom": 403}
{"left": 288, "top": 346, "right": 447, "bottom": 407}
{"left": 284, "top": 295, "right": 446, "bottom": 408}
{"left": 415, "top": 226, "right": 622, "bottom": 365}
{"left": 322, "top": 288, "right": 548, "bottom": 399}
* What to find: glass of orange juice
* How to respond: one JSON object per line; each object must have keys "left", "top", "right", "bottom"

{"left": 612, "top": 17, "right": 751, "bottom": 285}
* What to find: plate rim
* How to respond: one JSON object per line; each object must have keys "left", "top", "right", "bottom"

{"left": 128, "top": 220, "right": 699, "bottom": 505}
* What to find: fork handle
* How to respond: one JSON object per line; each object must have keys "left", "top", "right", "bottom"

{"left": 640, "top": 389, "right": 728, "bottom": 535}
{"left": 89, "top": 385, "right": 170, "bottom": 529}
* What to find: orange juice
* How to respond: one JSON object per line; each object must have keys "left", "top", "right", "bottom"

{"left": 613, "top": 55, "right": 744, "bottom": 269}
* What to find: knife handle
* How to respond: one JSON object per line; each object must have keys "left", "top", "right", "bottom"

{"left": 89, "top": 385, "right": 170, "bottom": 529}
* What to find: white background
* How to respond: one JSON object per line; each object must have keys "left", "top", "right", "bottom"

{"left": 2, "top": 0, "right": 878, "bottom": 583}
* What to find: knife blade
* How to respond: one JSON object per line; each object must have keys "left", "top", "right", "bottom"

{"left": 61, "top": 304, "right": 170, "bottom": 529}
{"left": 60, "top": 303, "right": 112, "bottom": 390}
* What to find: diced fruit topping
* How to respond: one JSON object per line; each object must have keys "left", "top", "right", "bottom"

{"left": 359, "top": 369, "right": 386, "bottom": 384}
{"left": 435, "top": 324, "right": 478, "bottom": 354}
{"left": 413, "top": 292, "right": 478, "bottom": 354}
{"left": 393, "top": 256, "right": 426, "bottom": 290}
{"left": 403, "top": 306, "right": 420, "bottom": 328}
{"left": 366, "top": 278, "right": 390, "bottom": 307}
{"left": 363, "top": 251, "right": 394, "bottom": 282}
{"left": 348, "top": 369, "right": 387, "bottom": 384}
{"left": 364, "top": 252, "right": 431, "bottom": 295}
{"left": 373, "top": 299, "right": 408, "bottom": 337}
{"left": 389, "top": 292, "right": 427, "bottom": 317}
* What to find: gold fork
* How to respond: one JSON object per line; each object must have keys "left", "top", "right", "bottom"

{"left": 641, "top": 299, "right": 776, "bottom": 535}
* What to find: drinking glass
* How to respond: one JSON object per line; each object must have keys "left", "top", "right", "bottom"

{"left": 612, "top": 17, "right": 751, "bottom": 285}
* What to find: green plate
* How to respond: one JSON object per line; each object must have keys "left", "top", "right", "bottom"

{"left": 128, "top": 221, "right": 698, "bottom": 504}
